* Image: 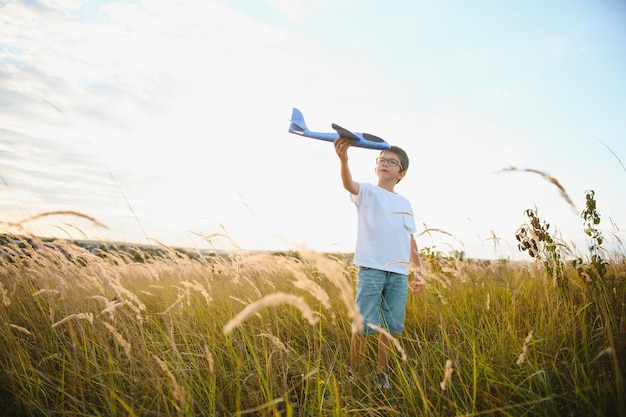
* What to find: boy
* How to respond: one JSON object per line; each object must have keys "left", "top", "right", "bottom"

{"left": 334, "top": 137, "right": 424, "bottom": 389}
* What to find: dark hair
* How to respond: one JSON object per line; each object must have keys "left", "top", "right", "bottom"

{"left": 387, "top": 146, "right": 409, "bottom": 172}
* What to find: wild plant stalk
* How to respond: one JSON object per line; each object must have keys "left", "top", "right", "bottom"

{"left": 515, "top": 208, "right": 569, "bottom": 293}
{"left": 574, "top": 190, "right": 608, "bottom": 282}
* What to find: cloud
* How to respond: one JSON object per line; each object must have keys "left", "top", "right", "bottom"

{"left": 268, "top": 0, "right": 340, "bottom": 20}
{"left": 0, "top": 127, "right": 115, "bottom": 203}
{"left": 1, "top": 0, "right": 346, "bottom": 246}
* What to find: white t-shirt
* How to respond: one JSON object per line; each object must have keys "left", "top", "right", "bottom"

{"left": 351, "top": 182, "right": 417, "bottom": 274}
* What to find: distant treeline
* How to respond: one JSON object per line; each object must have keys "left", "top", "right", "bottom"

{"left": 0, "top": 234, "right": 349, "bottom": 265}
{"left": 0, "top": 234, "right": 226, "bottom": 264}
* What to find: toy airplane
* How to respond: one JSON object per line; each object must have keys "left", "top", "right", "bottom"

{"left": 288, "top": 107, "right": 391, "bottom": 150}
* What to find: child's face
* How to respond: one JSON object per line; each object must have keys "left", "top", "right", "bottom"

{"left": 375, "top": 150, "right": 405, "bottom": 183}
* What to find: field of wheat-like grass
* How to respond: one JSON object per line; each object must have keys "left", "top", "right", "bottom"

{"left": 0, "top": 234, "right": 624, "bottom": 416}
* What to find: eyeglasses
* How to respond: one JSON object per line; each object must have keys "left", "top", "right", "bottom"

{"left": 376, "top": 157, "right": 402, "bottom": 169}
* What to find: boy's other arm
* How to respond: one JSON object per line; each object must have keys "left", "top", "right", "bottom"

{"left": 334, "top": 137, "right": 360, "bottom": 195}
{"left": 410, "top": 234, "right": 425, "bottom": 294}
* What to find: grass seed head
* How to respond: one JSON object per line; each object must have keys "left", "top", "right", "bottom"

{"left": 51, "top": 312, "right": 94, "bottom": 328}
{"left": 223, "top": 292, "right": 319, "bottom": 335}
{"left": 516, "top": 330, "right": 534, "bottom": 366}
{"left": 102, "top": 321, "right": 131, "bottom": 357}
{"left": 367, "top": 324, "right": 408, "bottom": 361}
{"left": 440, "top": 359, "right": 454, "bottom": 390}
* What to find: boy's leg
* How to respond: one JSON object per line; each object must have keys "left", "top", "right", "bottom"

{"left": 350, "top": 333, "right": 367, "bottom": 375}
{"left": 377, "top": 332, "right": 392, "bottom": 374}
{"left": 352, "top": 267, "right": 384, "bottom": 375}
{"left": 378, "top": 272, "right": 408, "bottom": 374}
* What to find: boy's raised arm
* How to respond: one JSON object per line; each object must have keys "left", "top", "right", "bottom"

{"left": 334, "top": 137, "right": 360, "bottom": 195}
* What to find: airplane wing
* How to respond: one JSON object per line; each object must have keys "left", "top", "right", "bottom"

{"left": 288, "top": 108, "right": 390, "bottom": 150}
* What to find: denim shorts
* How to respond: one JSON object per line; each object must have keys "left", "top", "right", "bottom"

{"left": 354, "top": 267, "right": 408, "bottom": 335}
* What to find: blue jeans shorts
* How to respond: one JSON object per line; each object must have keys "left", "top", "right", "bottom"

{"left": 354, "top": 267, "right": 408, "bottom": 335}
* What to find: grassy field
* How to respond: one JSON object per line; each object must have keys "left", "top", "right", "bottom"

{"left": 0, "top": 232, "right": 624, "bottom": 416}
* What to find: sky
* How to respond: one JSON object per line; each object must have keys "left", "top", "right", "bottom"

{"left": 1, "top": 0, "right": 625, "bottom": 260}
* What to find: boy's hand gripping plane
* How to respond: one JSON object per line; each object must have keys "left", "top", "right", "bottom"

{"left": 288, "top": 107, "right": 391, "bottom": 150}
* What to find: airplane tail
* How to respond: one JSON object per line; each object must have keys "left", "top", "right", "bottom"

{"left": 288, "top": 107, "right": 308, "bottom": 135}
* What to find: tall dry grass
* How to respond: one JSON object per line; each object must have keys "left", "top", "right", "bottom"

{"left": 0, "top": 234, "right": 624, "bottom": 416}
